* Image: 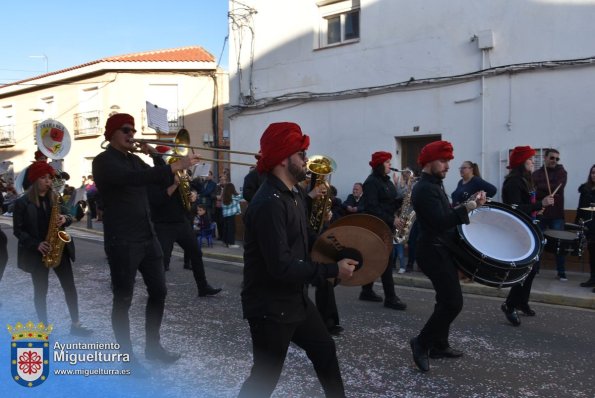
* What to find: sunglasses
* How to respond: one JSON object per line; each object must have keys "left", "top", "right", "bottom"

{"left": 549, "top": 156, "right": 560, "bottom": 161}
{"left": 120, "top": 127, "right": 137, "bottom": 135}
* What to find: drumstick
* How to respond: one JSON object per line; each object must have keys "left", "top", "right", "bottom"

{"left": 543, "top": 164, "right": 552, "bottom": 195}
{"left": 551, "top": 183, "right": 562, "bottom": 197}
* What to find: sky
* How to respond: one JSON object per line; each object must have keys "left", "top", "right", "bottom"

{"left": 0, "top": 0, "right": 229, "bottom": 85}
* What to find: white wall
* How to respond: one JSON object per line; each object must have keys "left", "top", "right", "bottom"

{"left": 228, "top": 0, "right": 595, "bottom": 208}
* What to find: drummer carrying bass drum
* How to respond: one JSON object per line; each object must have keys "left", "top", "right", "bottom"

{"left": 409, "top": 140, "right": 486, "bottom": 372}
{"left": 500, "top": 146, "right": 554, "bottom": 326}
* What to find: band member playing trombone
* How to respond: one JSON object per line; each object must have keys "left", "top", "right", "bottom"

{"left": 409, "top": 141, "right": 486, "bottom": 372}
{"left": 239, "top": 122, "right": 356, "bottom": 397}
{"left": 93, "top": 113, "right": 201, "bottom": 374}
{"left": 13, "top": 161, "right": 93, "bottom": 336}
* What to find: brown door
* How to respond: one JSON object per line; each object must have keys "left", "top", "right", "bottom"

{"left": 398, "top": 135, "right": 441, "bottom": 173}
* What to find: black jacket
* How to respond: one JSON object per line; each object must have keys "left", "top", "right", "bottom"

{"left": 241, "top": 174, "right": 338, "bottom": 323}
{"left": 501, "top": 172, "right": 543, "bottom": 217}
{"left": 92, "top": 145, "right": 173, "bottom": 243}
{"left": 411, "top": 172, "right": 469, "bottom": 244}
{"left": 13, "top": 193, "right": 74, "bottom": 273}
{"left": 362, "top": 171, "right": 399, "bottom": 229}
{"left": 577, "top": 183, "right": 595, "bottom": 236}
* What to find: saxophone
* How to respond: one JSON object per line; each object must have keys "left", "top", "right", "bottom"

{"left": 42, "top": 192, "right": 72, "bottom": 268}
{"left": 394, "top": 175, "right": 416, "bottom": 244}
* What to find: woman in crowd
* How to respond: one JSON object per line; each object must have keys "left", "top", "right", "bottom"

{"left": 451, "top": 160, "right": 497, "bottom": 206}
{"left": 221, "top": 183, "right": 242, "bottom": 248}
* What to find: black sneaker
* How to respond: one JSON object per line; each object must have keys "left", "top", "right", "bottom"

{"left": 70, "top": 323, "right": 94, "bottom": 337}
{"left": 198, "top": 285, "right": 222, "bottom": 297}
{"left": 579, "top": 279, "right": 595, "bottom": 287}
{"left": 501, "top": 303, "right": 521, "bottom": 326}
{"left": 359, "top": 290, "right": 383, "bottom": 302}
{"left": 516, "top": 304, "right": 536, "bottom": 316}
{"left": 145, "top": 345, "right": 181, "bottom": 363}
{"left": 384, "top": 296, "right": 407, "bottom": 310}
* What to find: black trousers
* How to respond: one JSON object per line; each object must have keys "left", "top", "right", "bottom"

{"left": 0, "top": 228, "right": 7, "bottom": 282}
{"left": 416, "top": 242, "right": 463, "bottom": 350}
{"left": 506, "top": 262, "right": 539, "bottom": 307}
{"left": 361, "top": 252, "right": 397, "bottom": 299}
{"left": 222, "top": 215, "right": 236, "bottom": 245}
{"left": 238, "top": 300, "right": 345, "bottom": 398}
{"left": 105, "top": 237, "right": 167, "bottom": 354}
{"left": 154, "top": 221, "right": 209, "bottom": 290}
{"left": 315, "top": 280, "right": 340, "bottom": 329}
{"left": 30, "top": 255, "right": 79, "bottom": 324}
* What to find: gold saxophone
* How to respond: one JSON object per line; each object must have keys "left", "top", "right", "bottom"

{"left": 307, "top": 155, "right": 337, "bottom": 233}
{"left": 42, "top": 192, "right": 71, "bottom": 268}
{"left": 394, "top": 175, "right": 417, "bottom": 244}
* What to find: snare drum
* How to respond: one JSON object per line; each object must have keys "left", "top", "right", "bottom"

{"left": 543, "top": 229, "right": 583, "bottom": 256}
{"left": 450, "top": 202, "right": 544, "bottom": 288}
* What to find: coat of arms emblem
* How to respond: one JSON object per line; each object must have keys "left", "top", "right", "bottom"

{"left": 7, "top": 321, "right": 53, "bottom": 387}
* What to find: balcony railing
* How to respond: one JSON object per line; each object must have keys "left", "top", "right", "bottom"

{"left": 73, "top": 110, "right": 102, "bottom": 138}
{"left": 0, "top": 125, "right": 16, "bottom": 147}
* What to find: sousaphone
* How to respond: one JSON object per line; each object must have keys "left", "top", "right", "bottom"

{"left": 311, "top": 214, "right": 393, "bottom": 286}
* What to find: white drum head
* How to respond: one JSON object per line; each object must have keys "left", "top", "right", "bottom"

{"left": 461, "top": 207, "right": 536, "bottom": 262}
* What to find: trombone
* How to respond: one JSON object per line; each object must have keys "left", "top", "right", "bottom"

{"left": 101, "top": 129, "right": 257, "bottom": 167}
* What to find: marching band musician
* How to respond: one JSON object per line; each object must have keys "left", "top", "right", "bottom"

{"left": 92, "top": 113, "right": 201, "bottom": 374}
{"left": 239, "top": 122, "right": 357, "bottom": 397}
{"left": 500, "top": 146, "right": 554, "bottom": 326}
{"left": 358, "top": 151, "right": 408, "bottom": 310}
{"left": 409, "top": 141, "right": 486, "bottom": 372}
{"left": 13, "top": 161, "right": 93, "bottom": 336}
{"left": 147, "top": 148, "right": 222, "bottom": 296}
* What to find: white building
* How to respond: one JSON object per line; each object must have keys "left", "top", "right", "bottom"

{"left": 228, "top": 0, "right": 595, "bottom": 215}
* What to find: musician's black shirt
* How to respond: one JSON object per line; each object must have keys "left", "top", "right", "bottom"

{"left": 362, "top": 171, "right": 399, "bottom": 228}
{"left": 92, "top": 145, "right": 173, "bottom": 243}
{"left": 241, "top": 173, "right": 338, "bottom": 323}
{"left": 411, "top": 172, "right": 469, "bottom": 244}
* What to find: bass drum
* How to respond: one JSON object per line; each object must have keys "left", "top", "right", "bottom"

{"left": 451, "top": 201, "right": 544, "bottom": 288}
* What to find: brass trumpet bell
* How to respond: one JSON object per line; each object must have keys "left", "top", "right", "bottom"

{"left": 307, "top": 155, "right": 336, "bottom": 176}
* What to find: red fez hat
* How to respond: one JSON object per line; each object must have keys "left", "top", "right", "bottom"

{"left": 155, "top": 145, "right": 171, "bottom": 154}
{"left": 508, "top": 146, "right": 535, "bottom": 169}
{"left": 105, "top": 113, "right": 135, "bottom": 141}
{"left": 369, "top": 151, "right": 392, "bottom": 169}
{"left": 418, "top": 140, "right": 454, "bottom": 167}
{"left": 256, "top": 122, "right": 310, "bottom": 173}
{"left": 34, "top": 150, "right": 46, "bottom": 161}
{"left": 27, "top": 161, "right": 55, "bottom": 184}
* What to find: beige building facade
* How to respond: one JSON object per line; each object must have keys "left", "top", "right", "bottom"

{"left": 0, "top": 46, "right": 229, "bottom": 188}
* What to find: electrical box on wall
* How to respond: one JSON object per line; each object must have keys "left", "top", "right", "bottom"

{"left": 477, "top": 30, "right": 494, "bottom": 50}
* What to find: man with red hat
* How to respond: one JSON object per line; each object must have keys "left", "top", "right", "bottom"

{"left": 239, "top": 122, "right": 357, "bottom": 397}
{"left": 500, "top": 146, "right": 554, "bottom": 327}
{"left": 358, "top": 151, "right": 408, "bottom": 310}
{"left": 409, "top": 140, "right": 487, "bottom": 372}
{"left": 92, "top": 113, "right": 201, "bottom": 375}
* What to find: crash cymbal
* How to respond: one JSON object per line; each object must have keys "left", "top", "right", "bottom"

{"left": 580, "top": 206, "right": 595, "bottom": 212}
{"left": 326, "top": 214, "right": 393, "bottom": 254}
{"left": 311, "top": 225, "right": 389, "bottom": 286}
